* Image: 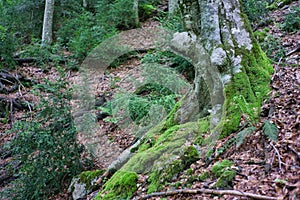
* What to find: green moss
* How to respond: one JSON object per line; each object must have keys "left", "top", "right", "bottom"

{"left": 186, "top": 168, "right": 193, "bottom": 175}
{"left": 214, "top": 170, "right": 236, "bottom": 189}
{"left": 147, "top": 145, "right": 199, "bottom": 193}
{"left": 181, "top": 146, "right": 199, "bottom": 166}
{"left": 163, "top": 100, "right": 182, "bottom": 130}
{"left": 79, "top": 169, "right": 105, "bottom": 189}
{"left": 254, "top": 29, "right": 269, "bottom": 43}
{"left": 199, "top": 171, "right": 210, "bottom": 181}
{"left": 221, "top": 38, "right": 272, "bottom": 138}
{"left": 211, "top": 160, "right": 234, "bottom": 177}
{"left": 95, "top": 171, "right": 138, "bottom": 200}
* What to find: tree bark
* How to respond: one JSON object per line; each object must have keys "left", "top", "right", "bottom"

{"left": 83, "top": 0, "right": 87, "bottom": 8}
{"left": 133, "top": 0, "right": 139, "bottom": 27}
{"left": 169, "top": 0, "right": 179, "bottom": 14}
{"left": 42, "top": 0, "right": 55, "bottom": 46}
{"left": 172, "top": 0, "right": 272, "bottom": 136}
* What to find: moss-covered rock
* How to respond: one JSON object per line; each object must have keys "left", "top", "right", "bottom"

{"left": 214, "top": 170, "right": 236, "bottom": 189}
{"left": 146, "top": 145, "right": 199, "bottom": 193}
{"left": 211, "top": 160, "right": 236, "bottom": 189}
{"left": 95, "top": 171, "right": 138, "bottom": 200}
{"left": 68, "top": 169, "right": 105, "bottom": 200}
{"left": 211, "top": 160, "right": 234, "bottom": 177}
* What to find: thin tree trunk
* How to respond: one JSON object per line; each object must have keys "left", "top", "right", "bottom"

{"left": 83, "top": 0, "right": 87, "bottom": 8}
{"left": 169, "top": 0, "right": 178, "bottom": 14}
{"left": 133, "top": 0, "right": 139, "bottom": 27}
{"left": 42, "top": 0, "right": 55, "bottom": 46}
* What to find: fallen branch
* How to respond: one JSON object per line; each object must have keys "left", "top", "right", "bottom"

{"left": 270, "top": 141, "right": 283, "bottom": 170}
{"left": 138, "top": 188, "right": 279, "bottom": 200}
{"left": 286, "top": 43, "right": 300, "bottom": 57}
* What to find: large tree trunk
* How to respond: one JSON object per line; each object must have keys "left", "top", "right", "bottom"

{"left": 42, "top": 0, "right": 55, "bottom": 46}
{"left": 171, "top": 0, "right": 273, "bottom": 137}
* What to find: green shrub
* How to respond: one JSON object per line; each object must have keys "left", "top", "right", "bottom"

{"left": 0, "top": 26, "right": 15, "bottom": 68}
{"left": 282, "top": 6, "right": 300, "bottom": 33}
{"left": 241, "top": 0, "right": 269, "bottom": 23}
{"left": 57, "top": 11, "right": 117, "bottom": 60}
{"left": 4, "top": 68, "right": 85, "bottom": 199}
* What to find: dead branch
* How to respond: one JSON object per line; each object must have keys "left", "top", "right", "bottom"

{"left": 0, "top": 96, "right": 30, "bottom": 110}
{"left": 138, "top": 188, "right": 279, "bottom": 200}
{"left": 286, "top": 43, "right": 300, "bottom": 57}
{"left": 270, "top": 142, "right": 283, "bottom": 170}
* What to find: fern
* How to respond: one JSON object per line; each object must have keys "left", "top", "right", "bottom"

{"left": 262, "top": 120, "right": 278, "bottom": 141}
{"left": 235, "top": 126, "right": 256, "bottom": 148}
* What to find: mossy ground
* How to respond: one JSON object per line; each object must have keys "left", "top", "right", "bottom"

{"left": 95, "top": 171, "right": 138, "bottom": 200}
{"left": 211, "top": 160, "right": 236, "bottom": 189}
{"left": 79, "top": 169, "right": 106, "bottom": 189}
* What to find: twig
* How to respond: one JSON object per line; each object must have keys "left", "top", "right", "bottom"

{"left": 138, "top": 188, "right": 279, "bottom": 200}
{"left": 286, "top": 43, "right": 300, "bottom": 57}
{"left": 270, "top": 142, "right": 283, "bottom": 170}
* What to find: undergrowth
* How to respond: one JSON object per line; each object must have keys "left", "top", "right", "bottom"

{"left": 2, "top": 67, "right": 87, "bottom": 200}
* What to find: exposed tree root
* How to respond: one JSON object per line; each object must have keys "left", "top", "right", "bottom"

{"left": 138, "top": 188, "right": 279, "bottom": 200}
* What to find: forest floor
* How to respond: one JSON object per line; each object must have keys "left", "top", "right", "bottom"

{"left": 0, "top": 1, "right": 299, "bottom": 200}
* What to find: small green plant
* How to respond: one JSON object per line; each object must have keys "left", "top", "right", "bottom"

{"left": 4, "top": 67, "right": 85, "bottom": 199}
{"left": 263, "top": 120, "right": 278, "bottom": 141}
{"left": 282, "top": 6, "right": 300, "bottom": 33}
{"left": 128, "top": 83, "right": 177, "bottom": 124}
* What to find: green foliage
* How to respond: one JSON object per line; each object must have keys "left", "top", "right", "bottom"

{"left": 142, "top": 51, "right": 194, "bottom": 81}
{"left": 241, "top": 0, "right": 269, "bottom": 23}
{"left": 155, "top": 10, "right": 183, "bottom": 32}
{"left": 211, "top": 160, "right": 234, "bottom": 177}
{"left": 123, "top": 84, "right": 177, "bottom": 124}
{"left": 0, "top": 25, "right": 15, "bottom": 68}
{"left": 56, "top": 11, "right": 117, "bottom": 60}
{"left": 214, "top": 170, "right": 236, "bottom": 189}
{"left": 199, "top": 171, "right": 210, "bottom": 181}
{"left": 282, "top": 6, "right": 300, "bottom": 33}
{"left": 258, "top": 32, "right": 285, "bottom": 62}
{"left": 139, "top": 0, "right": 157, "bottom": 21}
{"left": 96, "top": 0, "right": 138, "bottom": 29}
{"left": 0, "top": 0, "right": 83, "bottom": 43}
{"left": 235, "top": 126, "right": 256, "bottom": 148}
{"left": 263, "top": 120, "right": 278, "bottom": 141}
{"left": 4, "top": 68, "right": 85, "bottom": 199}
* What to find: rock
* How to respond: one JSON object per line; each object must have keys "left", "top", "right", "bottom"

{"left": 68, "top": 170, "right": 105, "bottom": 200}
